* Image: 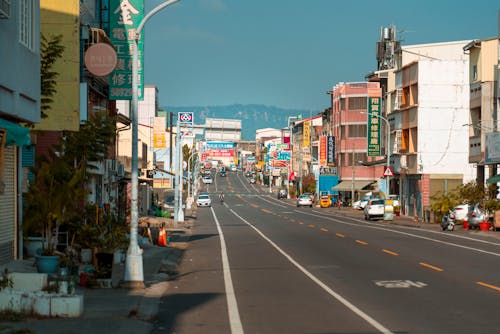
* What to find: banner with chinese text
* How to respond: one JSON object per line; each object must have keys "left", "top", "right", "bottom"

{"left": 367, "top": 97, "right": 381, "bottom": 156}
{"left": 109, "top": 0, "right": 144, "bottom": 100}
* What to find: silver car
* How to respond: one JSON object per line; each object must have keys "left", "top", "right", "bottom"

{"left": 466, "top": 203, "right": 488, "bottom": 229}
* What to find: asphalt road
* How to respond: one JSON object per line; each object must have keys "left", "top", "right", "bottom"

{"left": 154, "top": 170, "right": 500, "bottom": 334}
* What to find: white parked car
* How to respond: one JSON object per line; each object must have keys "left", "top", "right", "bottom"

{"left": 196, "top": 193, "right": 212, "bottom": 207}
{"left": 452, "top": 204, "right": 469, "bottom": 221}
{"left": 202, "top": 175, "right": 213, "bottom": 184}
{"left": 297, "top": 194, "right": 313, "bottom": 208}
{"left": 364, "top": 198, "right": 385, "bottom": 220}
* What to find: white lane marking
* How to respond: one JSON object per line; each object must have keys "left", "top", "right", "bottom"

{"left": 235, "top": 172, "right": 252, "bottom": 193}
{"left": 297, "top": 210, "right": 500, "bottom": 257}
{"left": 256, "top": 195, "right": 288, "bottom": 208}
{"left": 229, "top": 208, "right": 393, "bottom": 334}
{"left": 210, "top": 208, "right": 244, "bottom": 334}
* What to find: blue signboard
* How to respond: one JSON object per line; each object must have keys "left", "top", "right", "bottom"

{"left": 205, "top": 141, "right": 235, "bottom": 149}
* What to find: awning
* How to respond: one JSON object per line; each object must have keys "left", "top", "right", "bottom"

{"left": 486, "top": 174, "right": 500, "bottom": 184}
{"left": 333, "top": 180, "right": 374, "bottom": 191}
{"left": 0, "top": 118, "right": 31, "bottom": 146}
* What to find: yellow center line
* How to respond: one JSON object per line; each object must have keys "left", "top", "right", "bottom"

{"left": 320, "top": 228, "right": 328, "bottom": 232}
{"left": 308, "top": 224, "right": 315, "bottom": 228}
{"left": 355, "top": 240, "right": 368, "bottom": 246}
{"left": 335, "top": 233, "right": 345, "bottom": 238}
{"left": 476, "top": 281, "right": 500, "bottom": 292}
{"left": 299, "top": 222, "right": 304, "bottom": 225}
{"left": 261, "top": 209, "right": 273, "bottom": 214}
{"left": 382, "top": 249, "right": 399, "bottom": 256}
{"left": 419, "top": 262, "right": 444, "bottom": 272}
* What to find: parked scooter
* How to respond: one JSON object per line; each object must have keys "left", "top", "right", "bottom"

{"left": 441, "top": 210, "right": 455, "bottom": 231}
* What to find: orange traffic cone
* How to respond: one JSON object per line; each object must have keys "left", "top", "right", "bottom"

{"left": 158, "top": 227, "right": 167, "bottom": 247}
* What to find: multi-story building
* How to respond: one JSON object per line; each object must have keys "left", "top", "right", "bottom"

{"left": 463, "top": 38, "right": 499, "bottom": 184}
{"left": 387, "top": 41, "right": 476, "bottom": 218}
{"left": 327, "top": 82, "right": 384, "bottom": 202}
{"left": 0, "top": 0, "right": 40, "bottom": 263}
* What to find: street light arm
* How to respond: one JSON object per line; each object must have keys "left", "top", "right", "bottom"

{"left": 136, "top": 0, "right": 181, "bottom": 36}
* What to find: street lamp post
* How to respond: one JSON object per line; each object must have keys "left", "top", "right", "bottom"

{"left": 287, "top": 116, "right": 299, "bottom": 199}
{"left": 125, "top": 0, "right": 181, "bottom": 288}
{"left": 361, "top": 111, "right": 391, "bottom": 195}
{"left": 187, "top": 150, "right": 198, "bottom": 200}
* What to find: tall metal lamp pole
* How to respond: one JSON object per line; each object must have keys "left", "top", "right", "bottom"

{"left": 124, "top": 0, "right": 181, "bottom": 288}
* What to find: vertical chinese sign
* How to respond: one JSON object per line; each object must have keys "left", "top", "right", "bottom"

{"left": 303, "top": 120, "right": 311, "bottom": 147}
{"left": 327, "top": 135, "right": 335, "bottom": 166}
{"left": 319, "top": 136, "right": 327, "bottom": 166}
{"left": 153, "top": 117, "right": 166, "bottom": 148}
{"left": 109, "top": 0, "right": 144, "bottom": 100}
{"left": 367, "top": 97, "right": 381, "bottom": 156}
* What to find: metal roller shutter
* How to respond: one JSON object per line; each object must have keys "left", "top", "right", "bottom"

{"left": 0, "top": 146, "right": 16, "bottom": 264}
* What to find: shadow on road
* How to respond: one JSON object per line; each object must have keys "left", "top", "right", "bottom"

{"left": 151, "top": 293, "right": 222, "bottom": 333}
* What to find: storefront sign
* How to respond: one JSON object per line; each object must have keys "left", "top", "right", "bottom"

{"left": 109, "top": 0, "right": 144, "bottom": 100}
{"left": 367, "top": 97, "right": 381, "bottom": 156}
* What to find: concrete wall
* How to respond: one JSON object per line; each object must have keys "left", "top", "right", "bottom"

{"left": 418, "top": 60, "right": 475, "bottom": 182}
{"left": 37, "top": 0, "right": 80, "bottom": 131}
{"left": 0, "top": 0, "right": 41, "bottom": 123}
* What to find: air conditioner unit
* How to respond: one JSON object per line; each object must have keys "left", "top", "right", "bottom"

{"left": 117, "top": 165, "right": 125, "bottom": 178}
{"left": 400, "top": 155, "right": 407, "bottom": 169}
{"left": 394, "top": 88, "right": 402, "bottom": 110}
{"left": 393, "top": 130, "right": 402, "bottom": 154}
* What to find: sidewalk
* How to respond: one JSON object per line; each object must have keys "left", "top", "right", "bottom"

{"left": 0, "top": 213, "right": 195, "bottom": 334}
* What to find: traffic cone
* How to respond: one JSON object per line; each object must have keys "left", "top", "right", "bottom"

{"left": 158, "top": 227, "right": 167, "bottom": 247}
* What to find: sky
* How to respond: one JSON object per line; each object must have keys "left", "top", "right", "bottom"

{"left": 144, "top": 0, "right": 499, "bottom": 112}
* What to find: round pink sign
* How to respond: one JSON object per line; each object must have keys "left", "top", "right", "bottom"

{"left": 84, "top": 43, "right": 118, "bottom": 77}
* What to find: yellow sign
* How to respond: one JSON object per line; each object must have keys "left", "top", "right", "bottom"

{"left": 153, "top": 117, "right": 166, "bottom": 148}
{"left": 303, "top": 121, "right": 311, "bottom": 147}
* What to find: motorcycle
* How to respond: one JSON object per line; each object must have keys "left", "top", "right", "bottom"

{"left": 441, "top": 210, "right": 455, "bottom": 231}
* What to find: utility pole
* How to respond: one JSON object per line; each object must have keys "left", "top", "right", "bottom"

{"left": 124, "top": 0, "right": 181, "bottom": 288}
{"left": 169, "top": 112, "right": 173, "bottom": 170}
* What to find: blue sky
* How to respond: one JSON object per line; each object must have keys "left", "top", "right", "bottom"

{"left": 144, "top": 0, "right": 498, "bottom": 111}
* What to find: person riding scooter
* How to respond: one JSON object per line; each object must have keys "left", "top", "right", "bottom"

{"left": 219, "top": 191, "right": 225, "bottom": 204}
{"left": 441, "top": 210, "right": 455, "bottom": 231}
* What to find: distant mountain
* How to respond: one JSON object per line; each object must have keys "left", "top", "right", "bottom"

{"left": 163, "top": 104, "right": 311, "bottom": 141}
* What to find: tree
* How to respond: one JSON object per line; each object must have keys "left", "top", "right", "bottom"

{"left": 40, "top": 34, "right": 65, "bottom": 119}
{"left": 302, "top": 173, "right": 316, "bottom": 194}
{"left": 23, "top": 112, "right": 116, "bottom": 254}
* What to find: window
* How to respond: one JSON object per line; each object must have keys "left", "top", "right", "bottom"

{"left": 348, "top": 97, "right": 367, "bottom": 110}
{"left": 472, "top": 65, "right": 478, "bottom": 81}
{"left": 19, "top": 0, "right": 35, "bottom": 50}
{"left": 348, "top": 124, "right": 367, "bottom": 138}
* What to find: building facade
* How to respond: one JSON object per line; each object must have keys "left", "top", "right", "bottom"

{"left": 463, "top": 38, "right": 499, "bottom": 184}
{"left": 0, "top": 0, "right": 40, "bottom": 263}
{"left": 328, "top": 82, "right": 384, "bottom": 202}
{"left": 388, "top": 41, "right": 475, "bottom": 218}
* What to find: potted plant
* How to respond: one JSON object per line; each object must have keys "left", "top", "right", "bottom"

{"left": 23, "top": 148, "right": 86, "bottom": 274}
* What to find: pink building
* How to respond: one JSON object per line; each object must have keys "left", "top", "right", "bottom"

{"left": 328, "top": 82, "right": 385, "bottom": 201}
